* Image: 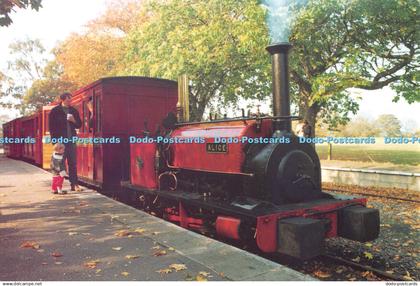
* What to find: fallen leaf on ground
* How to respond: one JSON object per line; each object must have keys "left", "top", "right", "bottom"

{"left": 364, "top": 252, "right": 373, "bottom": 260}
{"left": 198, "top": 271, "right": 211, "bottom": 277}
{"left": 156, "top": 268, "right": 172, "bottom": 274}
{"left": 95, "top": 269, "right": 102, "bottom": 274}
{"left": 54, "top": 262, "right": 63, "bottom": 265}
{"left": 20, "top": 241, "right": 40, "bottom": 249}
{"left": 68, "top": 232, "right": 78, "bottom": 236}
{"left": 352, "top": 256, "right": 361, "bottom": 263}
{"left": 169, "top": 264, "right": 187, "bottom": 272}
{"left": 154, "top": 250, "right": 167, "bottom": 256}
{"left": 37, "top": 249, "right": 45, "bottom": 253}
{"left": 114, "top": 230, "right": 131, "bottom": 237}
{"left": 125, "top": 255, "right": 140, "bottom": 260}
{"left": 196, "top": 274, "right": 208, "bottom": 281}
{"left": 51, "top": 252, "right": 63, "bottom": 257}
{"left": 168, "top": 247, "right": 175, "bottom": 251}
{"left": 134, "top": 228, "right": 145, "bottom": 234}
{"left": 335, "top": 266, "right": 346, "bottom": 274}
{"left": 152, "top": 246, "right": 160, "bottom": 250}
{"left": 403, "top": 271, "right": 414, "bottom": 281}
{"left": 365, "top": 243, "right": 373, "bottom": 247}
{"left": 121, "top": 272, "right": 129, "bottom": 277}
{"left": 313, "top": 270, "right": 331, "bottom": 278}
{"left": 84, "top": 260, "right": 101, "bottom": 269}
{"left": 112, "top": 247, "right": 122, "bottom": 251}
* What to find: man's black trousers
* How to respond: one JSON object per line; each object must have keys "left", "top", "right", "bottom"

{"left": 64, "top": 143, "right": 78, "bottom": 186}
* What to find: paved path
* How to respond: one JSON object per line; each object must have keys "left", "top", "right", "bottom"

{"left": 0, "top": 156, "right": 314, "bottom": 281}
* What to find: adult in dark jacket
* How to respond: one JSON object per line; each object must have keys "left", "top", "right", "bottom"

{"left": 49, "top": 92, "right": 82, "bottom": 191}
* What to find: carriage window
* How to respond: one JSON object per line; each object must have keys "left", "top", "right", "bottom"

{"left": 75, "top": 103, "right": 82, "bottom": 134}
{"left": 84, "top": 97, "right": 93, "bottom": 133}
{"left": 44, "top": 112, "right": 49, "bottom": 135}
{"left": 95, "top": 95, "right": 102, "bottom": 133}
{"left": 80, "top": 102, "right": 88, "bottom": 133}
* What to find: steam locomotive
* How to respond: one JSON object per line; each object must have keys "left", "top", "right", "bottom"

{"left": 3, "top": 43, "right": 379, "bottom": 259}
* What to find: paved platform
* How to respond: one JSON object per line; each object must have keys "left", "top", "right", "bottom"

{"left": 0, "top": 156, "right": 314, "bottom": 281}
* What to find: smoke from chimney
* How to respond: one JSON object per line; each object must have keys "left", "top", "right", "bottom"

{"left": 261, "top": 0, "right": 308, "bottom": 43}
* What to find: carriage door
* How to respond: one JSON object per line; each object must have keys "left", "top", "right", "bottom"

{"left": 93, "top": 91, "right": 103, "bottom": 183}
{"left": 75, "top": 102, "right": 84, "bottom": 177}
{"left": 84, "top": 95, "right": 94, "bottom": 181}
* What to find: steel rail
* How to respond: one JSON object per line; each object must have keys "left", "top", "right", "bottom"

{"left": 323, "top": 187, "right": 420, "bottom": 204}
{"left": 321, "top": 254, "right": 411, "bottom": 281}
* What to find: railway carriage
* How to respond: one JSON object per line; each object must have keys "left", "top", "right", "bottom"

{"left": 20, "top": 111, "right": 43, "bottom": 165}
{"left": 64, "top": 77, "right": 177, "bottom": 192}
{"left": 3, "top": 118, "right": 23, "bottom": 159}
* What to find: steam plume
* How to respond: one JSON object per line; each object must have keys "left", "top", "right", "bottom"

{"left": 261, "top": 0, "right": 308, "bottom": 43}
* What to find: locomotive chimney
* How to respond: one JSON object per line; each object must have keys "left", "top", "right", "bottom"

{"left": 266, "top": 42, "right": 292, "bottom": 134}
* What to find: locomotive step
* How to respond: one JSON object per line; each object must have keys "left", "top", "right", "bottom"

{"left": 0, "top": 156, "right": 314, "bottom": 281}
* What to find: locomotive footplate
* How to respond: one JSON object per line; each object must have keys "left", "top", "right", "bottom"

{"left": 121, "top": 182, "right": 379, "bottom": 259}
{"left": 122, "top": 181, "right": 365, "bottom": 218}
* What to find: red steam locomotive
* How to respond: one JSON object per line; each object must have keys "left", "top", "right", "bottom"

{"left": 2, "top": 43, "right": 379, "bottom": 259}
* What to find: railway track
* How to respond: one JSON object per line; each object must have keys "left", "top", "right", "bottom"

{"left": 320, "top": 254, "right": 410, "bottom": 281}
{"left": 323, "top": 187, "right": 420, "bottom": 204}
{"left": 256, "top": 250, "right": 410, "bottom": 281}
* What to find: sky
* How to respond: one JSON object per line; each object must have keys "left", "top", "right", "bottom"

{"left": 0, "top": 0, "right": 419, "bottom": 130}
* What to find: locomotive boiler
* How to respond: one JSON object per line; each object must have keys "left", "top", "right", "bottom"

{"left": 124, "top": 43, "right": 380, "bottom": 259}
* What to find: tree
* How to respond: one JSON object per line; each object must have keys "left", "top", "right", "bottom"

{"left": 339, "top": 116, "right": 379, "bottom": 137}
{"left": 54, "top": 0, "right": 146, "bottom": 87}
{"left": 124, "top": 0, "right": 419, "bottom": 129}
{"left": 0, "top": 38, "right": 75, "bottom": 113}
{"left": 7, "top": 38, "right": 47, "bottom": 82}
{"left": 87, "top": 0, "right": 148, "bottom": 35}
{"left": 54, "top": 33, "right": 125, "bottom": 86}
{"left": 0, "top": 114, "right": 11, "bottom": 137}
{"left": 24, "top": 60, "right": 77, "bottom": 110}
{"left": 2, "top": 0, "right": 146, "bottom": 112}
{"left": 124, "top": 0, "right": 271, "bottom": 120}
{"left": 0, "top": 38, "right": 48, "bottom": 113}
{"left": 289, "top": 0, "right": 419, "bottom": 134}
{"left": 375, "top": 114, "right": 402, "bottom": 137}
{"left": 0, "top": 0, "right": 42, "bottom": 26}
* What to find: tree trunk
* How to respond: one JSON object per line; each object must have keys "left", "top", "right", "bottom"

{"left": 303, "top": 102, "right": 320, "bottom": 137}
{"left": 188, "top": 89, "right": 208, "bottom": 122}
